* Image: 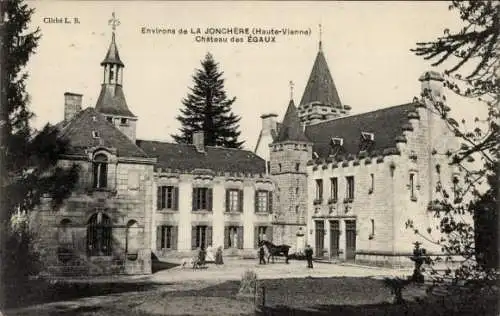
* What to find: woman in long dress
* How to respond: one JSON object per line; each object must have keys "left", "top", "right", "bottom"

{"left": 215, "top": 246, "right": 224, "bottom": 265}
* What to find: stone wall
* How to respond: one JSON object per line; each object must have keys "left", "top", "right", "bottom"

{"left": 31, "top": 154, "right": 155, "bottom": 276}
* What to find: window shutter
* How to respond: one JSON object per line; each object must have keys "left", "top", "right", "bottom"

{"left": 157, "top": 187, "right": 162, "bottom": 210}
{"left": 172, "top": 226, "right": 178, "bottom": 250}
{"left": 266, "top": 226, "right": 273, "bottom": 243}
{"left": 254, "top": 190, "right": 258, "bottom": 213}
{"left": 173, "top": 187, "right": 179, "bottom": 210}
{"left": 191, "top": 226, "right": 197, "bottom": 249}
{"left": 225, "top": 189, "right": 230, "bottom": 212}
{"left": 238, "top": 190, "right": 244, "bottom": 212}
{"left": 156, "top": 226, "right": 162, "bottom": 251}
{"left": 192, "top": 188, "right": 196, "bottom": 211}
{"left": 224, "top": 226, "right": 229, "bottom": 249}
{"left": 268, "top": 191, "right": 273, "bottom": 213}
{"left": 207, "top": 226, "right": 213, "bottom": 247}
{"left": 237, "top": 226, "right": 244, "bottom": 249}
{"left": 207, "top": 188, "right": 213, "bottom": 211}
{"left": 254, "top": 226, "right": 259, "bottom": 249}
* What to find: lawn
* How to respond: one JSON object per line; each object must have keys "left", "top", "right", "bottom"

{"left": 6, "top": 277, "right": 499, "bottom": 316}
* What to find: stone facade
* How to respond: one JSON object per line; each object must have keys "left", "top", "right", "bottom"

{"left": 151, "top": 171, "right": 275, "bottom": 259}
{"left": 31, "top": 155, "right": 156, "bottom": 276}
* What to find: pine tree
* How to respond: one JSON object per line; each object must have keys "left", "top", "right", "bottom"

{"left": 172, "top": 53, "right": 244, "bottom": 149}
{"left": 0, "top": 0, "right": 79, "bottom": 306}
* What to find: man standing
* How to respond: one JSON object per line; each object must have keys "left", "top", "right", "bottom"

{"left": 305, "top": 244, "right": 313, "bottom": 268}
{"left": 259, "top": 245, "right": 266, "bottom": 264}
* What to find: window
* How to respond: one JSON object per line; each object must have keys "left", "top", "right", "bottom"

{"left": 330, "top": 177, "right": 338, "bottom": 202}
{"left": 410, "top": 173, "right": 416, "bottom": 201}
{"left": 192, "top": 225, "right": 212, "bottom": 249}
{"left": 106, "top": 117, "right": 113, "bottom": 123}
{"left": 92, "top": 154, "right": 108, "bottom": 189}
{"left": 370, "top": 219, "right": 375, "bottom": 239}
{"left": 315, "top": 179, "right": 323, "bottom": 200}
{"left": 295, "top": 205, "right": 299, "bottom": 213}
{"left": 255, "top": 190, "right": 272, "bottom": 213}
{"left": 126, "top": 220, "right": 140, "bottom": 254}
{"left": 225, "top": 226, "right": 243, "bottom": 249}
{"left": 109, "top": 67, "right": 114, "bottom": 81}
{"left": 120, "top": 118, "right": 128, "bottom": 125}
{"left": 157, "top": 186, "right": 178, "bottom": 210}
{"left": 58, "top": 219, "right": 73, "bottom": 245}
{"left": 92, "top": 131, "right": 100, "bottom": 138}
{"left": 192, "top": 187, "right": 213, "bottom": 211}
{"left": 226, "top": 189, "right": 243, "bottom": 212}
{"left": 278, "top": 163, "right": 282, "bottom": 172}
{"left": 346, "top": 176, "right": 355, "bottom": 200}
{"left": 157, "top": 225, "right": 177, "bottom": 250}
{"left": 87, "top": 212, "right": 112, "bottom": 256}
{"left": 254, "top": 225, "right": 272, "bottom": 248}
{"left": 295, "top": 163, "right": 300, "bottom": 172}
{"left": 369, "top": 174, "right": 374, "bottom": 194}
{"left": 257, "top": 226, "right": 267, "bottom": 242}
{"left": 266, "top": 161, "right": 271, "bottom": 174}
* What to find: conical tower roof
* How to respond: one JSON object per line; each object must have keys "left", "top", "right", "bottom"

{"left": 101, "top": 33, "right": 124, "bottom": 67}
{"left": 274, "top": 99, "right": 310, "bottom": 143}
{"left": 299, "top": 46, "right": 342, "bottom": 108}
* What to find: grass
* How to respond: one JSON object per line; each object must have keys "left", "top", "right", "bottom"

{"left": 6, "top": 277, "right": 499, "bottom": 316}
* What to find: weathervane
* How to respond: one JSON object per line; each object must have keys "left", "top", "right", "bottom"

{"left": 289, "top": 80, "right": 295, "bottom": 100}
{"left": 108, "top": 11, "right": 120, "bottom": 32}
{"left": 318, "top": 23, "right": 323, "bottom": 51}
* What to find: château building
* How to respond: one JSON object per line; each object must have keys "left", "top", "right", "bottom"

{"left": 31, "top": 19, "right": 275, "bottom": 276}
{"left": 254, "top": 38, "right": 464, "bottom": 267}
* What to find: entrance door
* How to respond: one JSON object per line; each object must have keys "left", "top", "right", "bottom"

{"left": 329, "top": 221, "right": 340, "bottom": 258}
{"left": 315, "top": 221, "right": 324, "bottom": 258}
{"left": 345, "top": 220, "right": 356, "bottom": 261}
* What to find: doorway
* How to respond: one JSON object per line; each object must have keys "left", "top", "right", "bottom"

{"left": 345, "top": 220, "right": 356, "bottom": 261}
{"left": 315, "top": 220, "right": 325, "bottom": 258}
{"left": 329, "top": 220, "right": 340, "bottom": 259}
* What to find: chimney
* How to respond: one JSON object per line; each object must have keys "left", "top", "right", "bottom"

{"left": 192, "top": 131, "right": 205, "bottom": 153}
{"left": 64, "top": 92, "right": 83, "bottom": 121}
{"left": 419, "top": 71, "right": 444, "bottom": 101}
{"left": 260, "top": 113, "right": 278, "bottom": 135}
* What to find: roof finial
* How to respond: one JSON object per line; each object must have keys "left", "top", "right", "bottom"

{"left": 318, "top": 23, "right": 323, "bottom": 51}
{"left": 289, "top": 80, "right": 295, "bottom": 100}
{"left": 108, "top": 11, "right": 121, "bottom": 33}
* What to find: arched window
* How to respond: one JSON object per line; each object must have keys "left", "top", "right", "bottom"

{"left": 58, "top": 219, "right": 73, "bottom": 246}
{"left": 87, "top": 212, "right": 112, "bottom": 256}
{"left": 126, "top": 220, "right": 140, "bottom": 255}
{"left": 93, "top": 154, "right": 108, "bottom": 189}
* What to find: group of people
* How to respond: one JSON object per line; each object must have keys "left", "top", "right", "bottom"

{"left": 196, "top": 245, "right": 224, "bottom": 267}
{"left": 258, "top": 244, "right": 314, "bottom": 268}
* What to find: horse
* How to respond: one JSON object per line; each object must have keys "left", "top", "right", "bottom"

{"left": 259, "top": 240, "right": 291, "bottom": 264}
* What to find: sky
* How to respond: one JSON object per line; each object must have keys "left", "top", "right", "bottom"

{"left": 26, "top": 1, "right": 484, "bottom": 151}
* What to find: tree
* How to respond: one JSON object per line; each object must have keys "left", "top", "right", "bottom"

{"left": 406, "top": 0, "right": 499, "bottom": 286}
{"left": 172, "top": 53, "right": 244, "bottom": 149}
{"left": 0, "top": 0, "right": 79, "bottom": 307}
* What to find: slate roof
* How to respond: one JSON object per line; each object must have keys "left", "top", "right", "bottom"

{"left": 95, "top": 85, "right": 136, "bottom": 117}
{"left": 58, "top": 107, "right": 149, "bottom": 158}
{"left": 136, "top": 140, "right": 266, "bottom": 174}
{"left": 274, "top": 100, "right": 310, "bottom": 143}
{"left": 305, "top": 103, "right": 416, "bottom": 158}
{"left": 101, "top": 33, "right": 124, "bottom": 67}
{"left": 299, "top": 48, "right": 342, "bottom": 108}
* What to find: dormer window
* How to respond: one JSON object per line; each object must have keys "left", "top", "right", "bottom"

{"left": 120, "top": 118, "right": 128, "bottom": 126}
{"left": 92, "top": 116, "right": 97, "bottom": 122}
{"left": 331, "top": 137, "right": 343, "bottom": 146}
{"left": 106, "top": 117, "right": 113, "bottom": 123}
{"left": 361, "top": 132, "right": 375, "bottom": 141}
{"left": 92, "top": 131, "right": 100, "bottom": 138}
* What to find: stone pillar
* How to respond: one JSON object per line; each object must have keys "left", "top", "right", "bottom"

{"left": 339, "top": 219, "right": 346, "bottom": 261}
{"left": 178, "top": 179, "right": 193, "bottom": 251}
{"left": 212, "top": 180, "right": 225, "bottom": 249}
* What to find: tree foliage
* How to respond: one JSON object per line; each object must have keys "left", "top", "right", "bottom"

{"left": 407, "top": 0, "right": 499, "bottom": 286}
{"left": 0, "top": 0, "right": 80, "bottom": 297}
{"left": 172, "top": 53, "right": 244, "bottom": 149}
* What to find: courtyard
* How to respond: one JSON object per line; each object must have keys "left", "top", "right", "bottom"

{"left": 3, "top": 257, "right": 498, "bottom": 316}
